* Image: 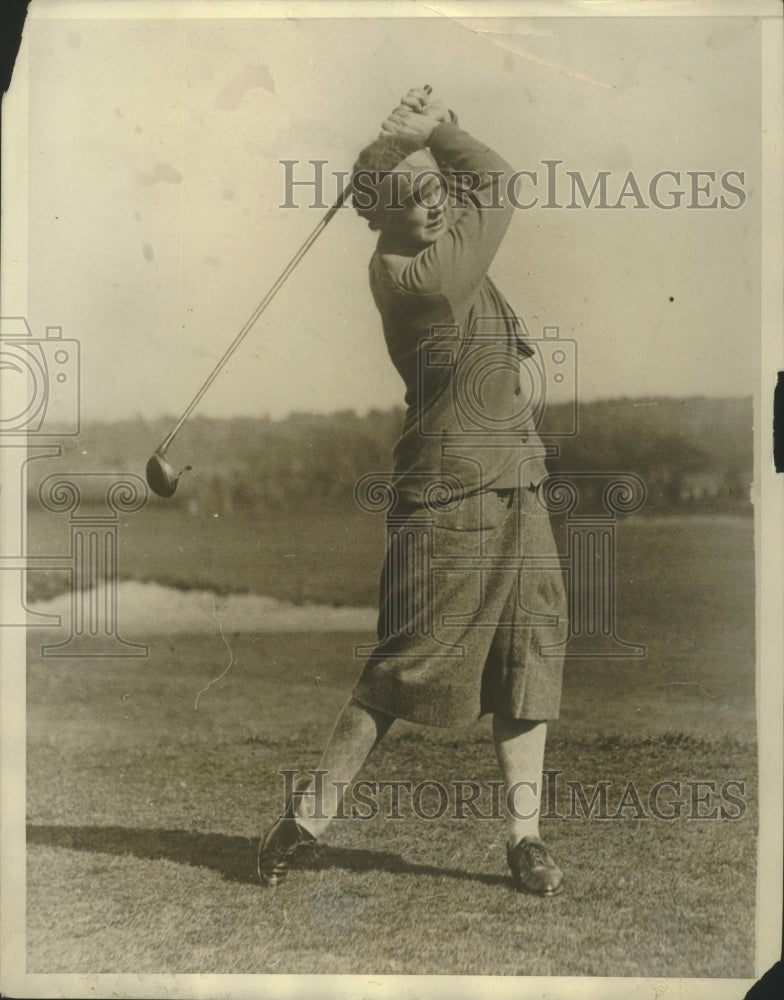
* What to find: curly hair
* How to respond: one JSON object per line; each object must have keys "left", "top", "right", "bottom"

{"left": 350, "top": 135, "right": 423, "bottom": 231}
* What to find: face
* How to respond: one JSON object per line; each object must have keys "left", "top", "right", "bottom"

{"left": 383, "top": 172, "right": 447, "bottom": 249}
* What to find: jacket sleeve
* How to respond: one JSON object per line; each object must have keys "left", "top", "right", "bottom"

{"left": 391, "top": 123, "right": 515, "bottom": 313}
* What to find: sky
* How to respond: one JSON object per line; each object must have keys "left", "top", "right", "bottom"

{"left": 6, "top": 2, "right": 765, "bottom": 423}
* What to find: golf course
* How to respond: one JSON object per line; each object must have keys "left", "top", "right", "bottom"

{"left": 6, "top": 4, "right": 769, "bottom": 989}
{"left": 24, "top": 501, "right": 757, "bottom": 977}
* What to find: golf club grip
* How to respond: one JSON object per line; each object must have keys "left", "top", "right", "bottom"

{"left": 155, "top": 84, "right": 434, "bottom": 454}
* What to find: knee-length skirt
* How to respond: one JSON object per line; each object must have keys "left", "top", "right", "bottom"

{"left": 352, "top": 487, "right": 568, "bottom": 727}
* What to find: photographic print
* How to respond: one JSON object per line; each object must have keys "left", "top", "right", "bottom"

{"left": 1, "top": 2, "right": 782, "bottom": 998}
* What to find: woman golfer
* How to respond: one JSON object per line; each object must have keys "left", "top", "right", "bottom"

{"left": 257, "top": 87, "right": 568, "bottom": 896}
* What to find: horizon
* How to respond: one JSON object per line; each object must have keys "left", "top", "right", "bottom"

{"left": 80, "top": 390, "right": 754, "bottom": 430}
{"left": 52, "top": 393, "right": 754, "bottom": 438}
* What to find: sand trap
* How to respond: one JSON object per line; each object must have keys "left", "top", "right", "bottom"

{"left": 27, "top": 580, "right": 376, "bottom": 634}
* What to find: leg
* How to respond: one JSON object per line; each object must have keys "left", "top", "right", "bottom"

{"left": 257, "top": 695, "right": 393, "bottom": 885}
{"left": 492, "top": 714, "right": 547, "bottom": 845}
{"left": 492, "top": 713, "right": 563, "bottom": 895}
{"left": 293, "top": 695, "right": 394, "bottom": 838}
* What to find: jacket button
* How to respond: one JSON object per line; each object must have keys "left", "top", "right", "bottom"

{"left": 514, "top": 386, "right": 521, "bottom": 396}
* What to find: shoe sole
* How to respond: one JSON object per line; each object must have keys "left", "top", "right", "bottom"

{"left": 511, "top": 878, "right": 564, "bottom": 896}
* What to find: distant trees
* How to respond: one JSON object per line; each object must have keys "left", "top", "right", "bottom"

{"left": 26, "top": 398, "right": 752, "bottom": 516}
{"left": 544, "top": 397, "right": 751, "bottom": 512}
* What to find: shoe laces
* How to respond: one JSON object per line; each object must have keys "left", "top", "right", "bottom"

{"left": 518, "top": 838, "right": 553, "bottom": 869}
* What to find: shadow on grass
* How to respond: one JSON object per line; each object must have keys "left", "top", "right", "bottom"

{"left": 27, "top": 824, "right": 508, "bottom": 889}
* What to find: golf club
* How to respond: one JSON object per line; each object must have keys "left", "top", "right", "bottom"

{"left": 146, "top": 85, "right": 432, "bottom": 498}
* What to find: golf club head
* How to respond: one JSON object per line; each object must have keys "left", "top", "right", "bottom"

{"left": 146, "top": 451, "right": 190, "bottom": 498}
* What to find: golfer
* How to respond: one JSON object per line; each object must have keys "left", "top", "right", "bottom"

{"left": 258, "top": 88, "right": 568, "bottom": 895}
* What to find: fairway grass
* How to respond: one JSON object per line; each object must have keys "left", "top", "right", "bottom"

{"left": 26, "top": 633, "right": 756, "bottom": 978}
{"left": 26, "top": 727, "right": 756, "bottom": 977}
{"left": 24, "top": 513, "right": 757, "bottom": 977}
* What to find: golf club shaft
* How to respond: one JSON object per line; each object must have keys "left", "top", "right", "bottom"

{"left": 155, "top": 84, "right": 431, "bottom": 456}
{"left": 155, "top": 184, "right": 353, "bottom": 454}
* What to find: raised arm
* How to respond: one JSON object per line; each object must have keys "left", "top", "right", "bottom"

{"left": 376, "top": 95, "right": 515, "bottom": 313}
{"left": 399, "top": 122, "right": 515, "bottom": 305}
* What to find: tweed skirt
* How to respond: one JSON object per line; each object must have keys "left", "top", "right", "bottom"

{"left": 352, "top": 487, "right": 568, "bottom": 727}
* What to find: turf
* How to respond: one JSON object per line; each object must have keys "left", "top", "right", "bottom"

{"left": 27, "top": 503, "right": 388, "bottom": 606}
{"left": 26, "top": 636, "right": 756, "bottom": 977}
{"left": 26, "top": 723, "right": 756, "bottom": 977}
{"left": 24, "top": 513, "right": 758, "bottom": 977}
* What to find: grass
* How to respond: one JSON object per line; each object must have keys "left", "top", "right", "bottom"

{"left": 26, "top": 715, "right": 757, "bottom": 977}
{"left": 27, "top": 502, "right": 387, "bottom": 606}
{"left": 24, "top": 512, "right": 758, "bottom": 977}
{"left": 26, "top": 503, "right": 752, "bottom": 611}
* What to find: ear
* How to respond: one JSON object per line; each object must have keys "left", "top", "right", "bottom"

{"left": 372, "top": 208, "right": 398, "bottom": 235}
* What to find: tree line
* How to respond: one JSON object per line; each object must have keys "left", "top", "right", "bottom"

{"left": 27, "top": 396, "right": 752, "bottom": 515}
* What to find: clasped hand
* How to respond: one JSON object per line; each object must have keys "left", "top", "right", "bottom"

{"left": 379, "top": 87, "right": 451, "bottom": 142}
